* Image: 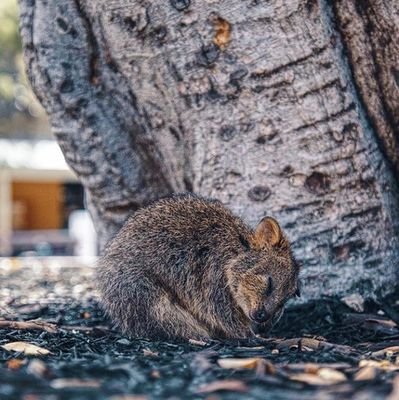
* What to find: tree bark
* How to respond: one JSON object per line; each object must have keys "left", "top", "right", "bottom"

{"left": 19, "top": 0, "right": 399, "bottom": 300}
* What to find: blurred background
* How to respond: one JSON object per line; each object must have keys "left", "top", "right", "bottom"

{"left": 0, "top": 0, "right": 97, "bottom": 258}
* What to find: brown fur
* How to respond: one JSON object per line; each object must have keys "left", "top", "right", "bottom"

{"left": 96, "top": 194, "right": 300, "bottom": 341}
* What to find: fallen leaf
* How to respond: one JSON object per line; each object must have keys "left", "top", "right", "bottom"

{"left": 359, "top": 359, "right": 399, "bottom": 371}
{"left": 290, "top": 368, "right": 346, "bottom": 386}
{"left": 2, "top": 342, "right": 51, "bottom": 356}
{"left": 6, "top": 358, "right": 25, "bottom": 370}
{"left": 217, "top": 357, "right": 260, "bottom": 369}
{"left": 196, "top": 379, "right": 248, "bottom": 394}
{"left": 354, "top": 366, "right": 378, "bottom": 381}
{"left": 317, "top": 368, "right": 347, "bottom": 383}
{"left": 50, "top": 378, "right": 101, "bottom": 389}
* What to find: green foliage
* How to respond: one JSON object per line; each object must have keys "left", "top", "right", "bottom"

{"left": 0, "top": 0, "right": 21, "bottom": 57}
{"left": 0, "top": 0, "right": 48, "bottom": 131}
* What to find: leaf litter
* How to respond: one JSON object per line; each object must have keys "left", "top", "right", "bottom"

{"left": 0, "top": 258, "right": 399, "bottom": 399}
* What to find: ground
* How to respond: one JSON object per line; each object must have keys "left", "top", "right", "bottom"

{"left": 1, "top": 258, "right": 399, "bottom": 400}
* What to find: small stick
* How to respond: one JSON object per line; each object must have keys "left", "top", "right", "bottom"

{"left": 0, "top": 320, "right": 58, "bottom": 333}
{"left": 0, "top": 320, "right": 112, "bottom": 335}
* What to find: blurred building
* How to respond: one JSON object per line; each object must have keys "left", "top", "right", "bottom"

{"left": 0, "top": 138, "right": 97, "bottom": 256}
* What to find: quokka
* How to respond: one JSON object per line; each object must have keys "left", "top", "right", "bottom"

{"left": 97, "top": 194, "right": 300, "bottom": 340}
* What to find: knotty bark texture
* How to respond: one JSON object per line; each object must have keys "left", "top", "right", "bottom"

{"left": 19, "top": 0, "right": 399, "bottom": 299}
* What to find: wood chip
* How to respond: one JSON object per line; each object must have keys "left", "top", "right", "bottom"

{"left": 2, "top": 341, "right": 51, "bottom": 356}
{"left": 196, "top": 379, "right": 248, "bottom": 394}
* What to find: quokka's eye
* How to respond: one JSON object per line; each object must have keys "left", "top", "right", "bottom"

{"left": 264, "top": 276, "right": 273, "bottom": 296}
{"left": 294, "top": 286, "right": 301, "bottom": 298}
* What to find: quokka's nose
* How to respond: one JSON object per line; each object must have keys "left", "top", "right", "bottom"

{"left": 250, "top": 309, "right": 269, "bottom": 323}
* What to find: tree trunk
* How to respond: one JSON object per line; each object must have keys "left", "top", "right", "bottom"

{"left": 19, "top": 0, "right": 399, "bottom": 300}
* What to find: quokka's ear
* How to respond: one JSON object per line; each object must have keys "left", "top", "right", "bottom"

{"left": 254, "top": 217, "right": 283, "bottom": 248}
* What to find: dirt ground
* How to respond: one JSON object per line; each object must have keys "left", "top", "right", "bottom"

{"left": 1, "top": 257, "right": 399, "bottom": 400}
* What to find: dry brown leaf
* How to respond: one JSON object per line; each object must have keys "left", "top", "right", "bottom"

{"left": 302, "top": 364, "right": 319, "bottom": 374}
{"left": 290, "top": 368, "right": 346, "bottom": 386}
{"left": 196, "top": 379, "right": 248, "bottom": 394}
{"left": 354, "top": 366, "right": 378, "bottom": 381}
{"left": 317, "top": 368, "right": 347, "bottom": 383}
{"left": 359, "top": 359, "right": 399, "bottom": 371}
{"left": 217, "top": 357, "right": 260, "bottom": 369}
{"left": 2, "top": 341, "right": 51, "bottom": 356}
{"left": 50, "top": 378, "right": 101, "bottom": 389}
{"left": 6, "top": 358, "right": 26, "bottom": 370}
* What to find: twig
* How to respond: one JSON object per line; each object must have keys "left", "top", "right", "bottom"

{"left": 0, "top": 319, "right": 112, "bottom": 335}
{"left": 0, "top": 320, "right": 58, "bottom": 333}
